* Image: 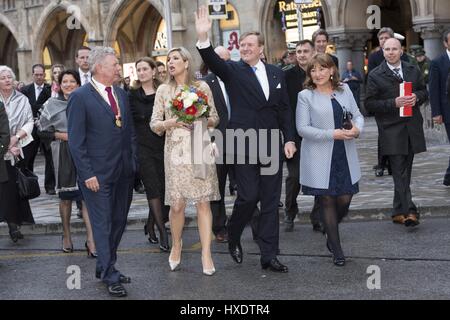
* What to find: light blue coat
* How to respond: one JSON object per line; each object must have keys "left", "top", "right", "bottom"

{"left": 296, "top": 84, "right": 364, "bottom": 189}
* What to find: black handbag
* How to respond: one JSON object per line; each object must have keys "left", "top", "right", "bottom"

{"left": 342, "top": 107, "right": 354, "bottom": 130}
{"left": 16, "top": 166, "right": 41, "bottom": 200}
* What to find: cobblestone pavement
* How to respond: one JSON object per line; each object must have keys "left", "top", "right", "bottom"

{"left": 2, "top": 117, "right": 450, "bottom": 233}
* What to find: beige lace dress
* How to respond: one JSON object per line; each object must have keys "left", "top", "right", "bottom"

{"left": 150, "top": 82, "right": 221, "bottom": 206}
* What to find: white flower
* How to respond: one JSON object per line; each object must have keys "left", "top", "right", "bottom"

{"left": 183, "top": 93, "right": 198, "bottom": 108}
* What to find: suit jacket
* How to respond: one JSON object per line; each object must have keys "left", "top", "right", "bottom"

{"left": 297, "top": 84, "right": 364, "bottom": 189}
{"left": 366, "top": 61, "right": 428, "bottom": 155}
{"left": 203, "top": 73, "right": 229, "bottom": 135}
{"left": 0, "top": 102, "right": 10, "bottom": 183}
{"left": 429, "top": 52, "right": 450, "bottom": 123}
{"left": 67, "top": 83, "right": 138, "bottom": 185}
{"left": 21, "top": 83, "right": 51, "bottom": 118}
{"left": 284, "top": 65, "right": 306, "bottom": 143}
{"left": 198, "top": 45, "right": 295, "bottom": 160}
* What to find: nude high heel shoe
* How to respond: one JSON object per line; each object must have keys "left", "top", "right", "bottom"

{"left": 202, "top": 256, "right": 216, "bottom": 276}
{"left": 169, "top": 240, "right": 182, "bottom": 271}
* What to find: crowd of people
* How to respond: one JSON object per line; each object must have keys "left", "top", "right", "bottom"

{"left": 1, "top": 5, "right": 450, "bottom": 297}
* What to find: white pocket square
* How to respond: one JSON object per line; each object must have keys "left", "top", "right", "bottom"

{"left": 276, "top": 83, "right": 281, "bottom": 89}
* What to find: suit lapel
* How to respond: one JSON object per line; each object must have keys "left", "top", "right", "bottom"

{"left": 88, "top": 83, "right": 115, "bottom": 119}
{"left": 240, "top": 60, "right": 266, "bottom": 103}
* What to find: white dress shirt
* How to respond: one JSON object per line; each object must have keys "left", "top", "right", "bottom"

{"left": 447, "top": 49, "right": 450, "bottom": 62}
{"left": 252, "top": 60, "right": 270, "bottom": 100}
{"left": 387, "top": 62, "right": 404, "bottom": 80}
{"left": 34, "top": 83, "right": 43, "bottom": 101}
{"left": 91, "top": 77, "right": 116, "bottom": 106}
{"left": 217, "top": 76, "right": 231, "bottom": 120}
{"left": 79, "top": 69, "right": 92, "bottom": 86}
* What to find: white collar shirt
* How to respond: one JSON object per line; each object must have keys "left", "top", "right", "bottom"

{"left": 252, "top": 60, "right": 270, "bottom": 100}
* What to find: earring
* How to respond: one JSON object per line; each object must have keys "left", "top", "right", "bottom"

{"left": 330, "top": 75, "right": 334, "bottom": 81}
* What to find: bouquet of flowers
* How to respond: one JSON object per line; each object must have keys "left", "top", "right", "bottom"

{"left": 170, "top": 85, "right": 210, "bottom": 124}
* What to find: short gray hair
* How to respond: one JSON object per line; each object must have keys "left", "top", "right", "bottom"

{"left": 377, "top": 27, "right": 395, "bottom": 39}
{"left": 88, "top": 46, "right": 116, "bottom": 74}
{"left": 0, "top": 65, "right": 16, "bottom": 81}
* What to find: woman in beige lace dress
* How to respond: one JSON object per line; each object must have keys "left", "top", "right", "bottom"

{"left": 150, "top": 47, "right": 220, "bottom": 276}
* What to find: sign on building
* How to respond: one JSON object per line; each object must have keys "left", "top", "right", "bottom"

{"left": 208, "top": 0, "right": 227, "bottom": 20}
{"left": 223, "top": 30, "right": 240, "bottom": 61}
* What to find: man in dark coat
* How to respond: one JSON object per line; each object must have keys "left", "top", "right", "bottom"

{"left": 0, "top": 102, "right": 10, "bottom": 184}
{"left": 429, "top": 29, "right": 450, "bottom": 185}
{"left": 366, "top": 38, "right": 428, "bottom": 228}
{"left": 283, "top": 39, "right": 314, "bottom": 232}
{"left": 21, "top": 64, "right": 55, "bottom": 194}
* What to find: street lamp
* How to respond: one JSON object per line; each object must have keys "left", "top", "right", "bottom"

{"left": 163, "top": 0, "right": 173, "bottom": 50}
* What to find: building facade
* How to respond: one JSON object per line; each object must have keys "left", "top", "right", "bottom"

{"left": 0, "top": 0, "right": 449, "bottom": 82}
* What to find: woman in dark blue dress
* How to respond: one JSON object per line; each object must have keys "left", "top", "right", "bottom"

{"left": 297, "top": 53, "right": 364, "bottom": 266}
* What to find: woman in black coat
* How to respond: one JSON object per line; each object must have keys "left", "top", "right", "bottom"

{"left": 0, "top": 102, "right": 10, "bottom": 186}
{"left": 129, "top": 57, "right": 170, "bottom": 251}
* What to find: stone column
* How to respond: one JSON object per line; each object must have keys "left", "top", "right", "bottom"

{"left": 414, "top": 24, "right": 447, "bottom": 60}
{"left": 16, "top": 49, "right": 33, "bottom": 82}
{"left": 330, "top": 34, "right": 353, "bottom": 77}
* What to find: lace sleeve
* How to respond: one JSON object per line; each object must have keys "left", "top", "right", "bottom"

{"left": 150, "top": 85, "right": 168, "bottom": 136}
{"left": 201, "top": 82, "right": 219, "bottom": 128}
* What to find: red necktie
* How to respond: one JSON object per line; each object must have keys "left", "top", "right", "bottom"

{"left": 105, "top": 87, "right": 118, "bottom": 115}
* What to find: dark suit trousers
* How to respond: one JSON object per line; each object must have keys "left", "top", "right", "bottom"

{"left": 285, "top": 148, "right": 300, "bottom": 218}
{"left": 80, "top": 170, "right": 133, "bottom": 285}
{"left": 444, "top": 123, "right": 450, "bottom": 179}
{"left": 388, "top": 148, "right": 417, "bottom": 217}
{"left": 228, "top": 163, "right": 282, "bottom": 264}
{"left": 210, "top": 162, "right": 229, "bottom": 235}
{"left": 23, "top": 131, "right": 55, "bottom": 191}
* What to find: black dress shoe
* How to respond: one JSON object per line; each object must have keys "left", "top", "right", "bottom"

{"left": 443, "top": 177, "right": 450, "bottom": 186}
{"left": 261, "top": 258, "right": 288, "bottom": 273}
{"left": 229, "top": 185, "right": 237, "bottom": 196}
{"left": 107, "top": 283, "right": 127, "bottom": 297}
{"left": 375, "top": 167, "right": 384, "bottom": 177}
{"left": 228, "top": 242, "right": 243, "bottom": 264}
{"left": 119, "top": 274, "right": 131, "bottom": 284}
{"left": 278, "top": 201, "right": 284, "bottom": 208}
{"left": 333, "top": 256, "right": 346, "bottom": 267}
{"left": 284, "top": 216, "right": 294, "bottom": 232}
{"left": 144, "top": 224, "right": 159, "bottom": 244}
{"left": 312, "top": 223, "right": 324, "bottom": 233}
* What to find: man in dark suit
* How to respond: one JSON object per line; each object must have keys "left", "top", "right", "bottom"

{"left": 366, "top": 38, "right": 428, "bottom": 227}
{"left": 368, "top": 27, "right": 409, "bottom": 178}
{"left": 67, "top": 47, "right": 137, "bottom": 297}
{"left": 204, "top": 46, "right": 232, "bottom": 243}
{"left": 0, "top": 102, "right": 10, "bottom": 185}
{"left": 196, "top": 6, "right": 296, "bottom": 273}
{"left": 21, "top": 64, "right": 55, "bottom": 194}
{"left": 429, "top": 29, "right": 450, "bottom": 185}
{"left": 283, "top": 39, "right": 314, "bottom": 232}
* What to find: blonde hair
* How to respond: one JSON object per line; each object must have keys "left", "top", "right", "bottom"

{"left": 166, "top": 47, "right": 200, "bottom": 88}
{"left": 304, "top": 53, "right": 342, "bottom": 91}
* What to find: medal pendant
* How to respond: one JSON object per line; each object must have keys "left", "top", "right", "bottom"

{"left": 115, "top": 118, "right": 122, "bottom": 128}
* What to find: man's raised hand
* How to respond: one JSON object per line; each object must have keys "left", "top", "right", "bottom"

{"left": 195, "top": 5, "right": 212, "bottom": 42}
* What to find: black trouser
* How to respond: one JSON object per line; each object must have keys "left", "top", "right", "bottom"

{"left": 388, "top": 149, "right": 417, "bottom": 217}
{"left": 376, "top": 121, "right": 390, "bottom": 171}
{"left": 23, "top": 133, "right": 55, "bottom": 191}
{"left": 210, "top": 161, "right": 230, "bottom": 235}
{"left": 285, "top": 146, "right": 300, "bottom": 220}
{"left": 444, "top": 123, "right": 450, "bottom": 180}
{"left": 228, "top": 162, "right": 282, "bottom": 264}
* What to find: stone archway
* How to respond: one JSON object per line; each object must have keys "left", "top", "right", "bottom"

{"left": 104, "top": 0, "right": 164, "bottom": 62}
{"left": 0, "top": 14, "right": 19, "bottom": 76}
{"left": 33, "top": 1, "right": 91, "bottom": 68}
{"left": 261, "top": 0, "right": 330, "bottom": 63}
